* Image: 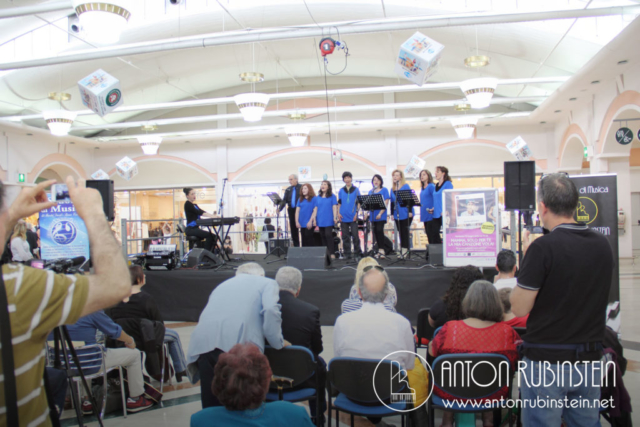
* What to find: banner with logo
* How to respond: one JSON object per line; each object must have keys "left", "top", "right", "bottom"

{"left": 442, "top": 188, "right": 500, "bottom": 267}
{"left": 39, "top": 201, "right": 90, "bottom": 261}
{"left": 570, "top": 174, "right": 619, "bottom": 306}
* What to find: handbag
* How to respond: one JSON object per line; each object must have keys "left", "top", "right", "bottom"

{"left": 258, "top": 226, "right": 270, "bottom": 242}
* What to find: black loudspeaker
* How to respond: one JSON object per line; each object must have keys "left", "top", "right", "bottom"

{"left": 269, "top": 238, "right": 290, "bottom": 254}
{"left": 504, "top": 161, "right": 536, "bottom": 211}
{"left": 187, "top": 249, "right": 222, "bottom": 269}
{"left": 86, "top": 180, "right": 115, "bottom": 221}
{"left": 428, "top": 244, "right": 443, "bottom": 266}
{"left": 287, "top": 247, "right": 328, "bottom": 270}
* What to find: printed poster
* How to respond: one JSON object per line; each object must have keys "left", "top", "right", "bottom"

{"left": 298, "top": 166, "right": 311, "bottom": 180}
{"left": 39, "top": 201, "right": 90, "bottom": 261}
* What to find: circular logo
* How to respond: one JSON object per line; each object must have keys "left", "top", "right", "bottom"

{"left": 372, "top": 351, "right": 434, "bottom": 413}
{"left": 106, "top": 89, "right": 121, "bottom": 107}
{"left": 50, "top": 220, "right": 77, "bottom": 245}
{"left": 615, "top": 127, "right": 633, "bottom": 145}
{"left": 575, "top": 196, "right": 598, "bottom": 225}
{"left": 481, "top": 222, "right": 495, "bottom": 234}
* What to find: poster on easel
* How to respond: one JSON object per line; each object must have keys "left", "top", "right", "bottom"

{"left": 442, "top": 188, "right": 500, "bottom": 267}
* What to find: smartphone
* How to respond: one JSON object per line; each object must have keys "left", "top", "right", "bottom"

{"left": 51, "top": 184, "right": 70, "bottom": 203}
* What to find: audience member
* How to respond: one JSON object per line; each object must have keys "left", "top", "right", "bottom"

{"left": 275, "top": 267, "right": 325, "bottom": 423}
{"left": 494, "top": 250, "right": 517, "bottom": 290}
{"left": 25, "top": 222, "right": 39, "bottom": 258}
{"left": 429, "top": 280, "right": 520, "bottom": 427}
{"left": 0, "top": 177, "right": 130, "bottom": 427}
{"left": 511, "top": 173, "right": 614, "bottom": 426}
{"left": 64, "top": 311, "right": 154, "bottom": 413}
{"left": 10, "top": 220, "right": 33, "bottom": 262}
{"left": 190, "top": 343, "right": 314, "bottom": 427}
{"left": 429, "top": 265, "right": 484, "bottom": 328}
{"left": 342, "top": 257, "right": 396, "bottom": 313}
{"left": 107, "top": 266, "right": 189, "bottom": 382}
{"left": 187, "top": 262, "right": 286, "bottom": 408}
{"left": 498, "top": 288, "right": 528, "bottom": 328}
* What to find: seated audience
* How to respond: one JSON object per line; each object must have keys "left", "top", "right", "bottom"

{"left": 187, "top": 262, "right": 286, "bottom": 408}
{"left": 429, "top": 265, "right": 484, "bottom": 328}
{"left": 342, "top": 257, "right": 397, "bottom": 313}
{"left": 223, "top": 236, "right": 233, "bottom": 255}
{"left": 64, "top": 311, "right": 154, "bottom": 413}
{"left": 275, "top": 267, "right": 325, "bottom": 424}
{"left": 494, "top": 250, "right": 517, "bottom": 290}
{"left": 107, "top": 266, "right": 189, "bottom": 382}
{"left": 498, "top": 288, "right": 528, "bottom": 328}
{"left": 429, "top": 280, "right": 521, "bottom": 427}
{"left": 190, "top": 343, "right": 315, "bottom": 427}
{"left": 10, "top": 220, "right": 33, "bottom": 262}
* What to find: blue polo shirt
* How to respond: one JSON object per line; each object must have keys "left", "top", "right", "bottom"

{"left": 390, "top": 183, "right": 415, "bottom": 221}
{"left": 368, "top": 187, "right": 389, "bottom": 222}
{"left": 316, "top": 195, "right": 338, "bottom": 227}
{"left": 297, "top": 197, "right": 317, "bottom": 227}
{"left": 420, "top": 183, "right": 435, "bottom": 222}
{"left": 433, "top": 181, "right": 454, "bottom": 219}
{"left": 338, "top": 185, "right": 360, "bottom": 223}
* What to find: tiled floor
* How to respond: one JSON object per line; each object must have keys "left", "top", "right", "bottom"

{"left": 62, "top": 253, "right": 640, "bottom": 426}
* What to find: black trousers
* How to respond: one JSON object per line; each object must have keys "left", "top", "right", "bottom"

{"left": 428, "top": 217, "right": 443, "bottom": 244}
{"left": 394, "top": 217, "right": 412, "bottom": 249}
{"left": 319, "top": 226, "right": 335, "bottom": 257}
{"left": 287, "top": 208, "right": 300, "bottom": 247}
{"left": 372, "top": 221, "right": 392, "bottom": 254}
{"left": 300, "top": 228, "right": 316, "bottom": 247}
{"left": 340, "top": 221, "right": 362, "bottom": 256}
{"left": 198, "top": 349, "right": 225, "bottom": 408}
{"left": 185, "top": 227, "right": 216, "bottom": 252}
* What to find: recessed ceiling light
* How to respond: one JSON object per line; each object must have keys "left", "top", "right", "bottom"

{"left": 226, "top": 138, "right": 232, "bottom": 141}
{"left": 430, "top": 126, "right": 436, "bottom": 129}
{"left": 325, "top": 132, "right": 330, "bottom": 135}
{"left": 618, "top": 60, "right": 628, "bottom": 65}
{"left": 185, "top": 140, "right": 190, "bottom": 143}
{"left": 554, "top": 110, "right": 562, "bottom": 113}
{"left": 26, "top": 133, "right": 33, "bottom": 136}
{"left": 274, "top": 135, "right": 280, "bottom": 137}
{"left": 376, "top": 129, "right": 382, "bottom": 132}
{"left": 69, "top": 141, "right": 75, "bottom": 144}
{"left": 591, "top": 80, "right": 600, "bottom": 85}
{"left": 485, "top": 124, "right": 491, "bottom": 127}
{"left": 569, "top": 98, "right": 577, "bottom": 101}
{"left": 94, "top": 147, "right": 100, "bottom": 149}
{"left": 540, "top": 121, "right": 547, "bottom": 124}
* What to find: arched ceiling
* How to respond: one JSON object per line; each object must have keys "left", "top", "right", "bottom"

{"left": 109, "top": 158, "right": 216, "bottom": 189}
{"left": 424, "top": 144, "right": 514, "bottom": 175}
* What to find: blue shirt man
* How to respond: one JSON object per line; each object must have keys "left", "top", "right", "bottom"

{"left": 337, "top": 171, "right": 362, "bottom": 258}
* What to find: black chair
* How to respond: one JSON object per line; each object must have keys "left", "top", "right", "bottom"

{"left": 327, "top": 358, "right": 409, "bottom": 427}
{"left": 427, "top": 353, "right": 515, "bottom": 427}
{"left": 264, "top": 345, "right": 323, "bottom": 427}
{"left": 176, "top": 223, "right": 203, "bottom": 250}
{"left": 416, "top": 308, "right": 436, "bottom": 348}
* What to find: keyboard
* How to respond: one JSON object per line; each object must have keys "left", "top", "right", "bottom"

{"left": 196, "top": 217, "right": 241, "bottom": 226}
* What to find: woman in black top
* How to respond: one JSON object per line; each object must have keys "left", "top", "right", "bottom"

{"left": 428, "top": 265, "right": 484, "bottom": 329}
{"left": 183, "top": 187, "right": 217, "bottom": 252}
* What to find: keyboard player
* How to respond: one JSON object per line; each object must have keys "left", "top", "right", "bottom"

{"left": 183, "top": 187, "right": 218, "bottom": 252}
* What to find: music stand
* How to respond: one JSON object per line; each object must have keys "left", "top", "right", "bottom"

{"left": 265, "top": 193, "right": 287, "bottom": 262}
{"left": 389, "top": 189, "right": 423, "bottom": 264}
{"left": 357, "top": 194, "right": 385, "bottom": 256}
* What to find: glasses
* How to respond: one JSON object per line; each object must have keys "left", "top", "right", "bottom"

{"left": 363, "top": 265, "right": 384, "bottom": 273}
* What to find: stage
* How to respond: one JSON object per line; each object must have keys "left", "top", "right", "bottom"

{"left": 143, "top": 254, "right": 497, "bottom": 326}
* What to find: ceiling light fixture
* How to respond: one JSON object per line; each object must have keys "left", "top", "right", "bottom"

{"left": 234, "top": 92, "right": 270, "bottom": 122}
{"left": 450, "top": 116, "right": 478, "bottom": 139}
{"left": 459, "top": 78, "right": 498, "bottom": 109}
{"left": 137, "top": 135, "right": 162, "bottom": 155}
{"left": 43, "top": 110, "right": 77, "bottom": 136}
{"left": 239, "top": 72, "right": 264, "bottom": 83}
{"left": 454, "top": 102, "right": 471, "bottom": 112}
{"left": 285, "top": 113, "right": 309, "bottom": 147}
{"left": 464, "top": 55, "right": 490, "bottom": 68}
{"left": 73, "top": 1, "right": 131, "bottom": 45}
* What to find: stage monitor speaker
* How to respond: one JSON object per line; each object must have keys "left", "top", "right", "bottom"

{"left": 269, "top": 238, "right": 290, "bottom": 254}
{"left": 504, "top": 161, "right": 536, "bottom": 211}
{"left": 428, "top": 244, "right": 443, "bottom": 266}
{"left": 187, "top": 248, "right": 222, "bottom": 269}
{"left": 86, "top": 180, "right": 115, "bottom": 221}
{"left": 287, "top": 247, "right": 328, "bottom": 270}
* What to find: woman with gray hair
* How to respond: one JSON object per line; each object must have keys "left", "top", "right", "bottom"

{"left": 429, "top": 280, "right": 521, "bottom": 427}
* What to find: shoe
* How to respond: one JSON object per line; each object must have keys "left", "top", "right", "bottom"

{"left": 81, "top": 400, "right": 93, "bottom": 415}
{"left": 175, "top": 370, "right": 187, "bottom": 383}
{"left": 126, "top": 396, "right": 154, "bottom": 413}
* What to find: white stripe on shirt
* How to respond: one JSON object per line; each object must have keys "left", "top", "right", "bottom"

{"left": 12, "top": 271, "right": 54, "bottom": 345}
{"left": 58, "top": 275, "right": 76, "bottom": 326}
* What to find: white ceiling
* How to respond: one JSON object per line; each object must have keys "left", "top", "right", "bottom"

{"left": 0, "top": 0, "right": 639, "bottom": 142}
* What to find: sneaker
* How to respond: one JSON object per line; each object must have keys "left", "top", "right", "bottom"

{"left": 126, "top": 396, "right": 154, "bottom": 413}
{"left": 81, "top": 400, "right": 93, "bottom": 415}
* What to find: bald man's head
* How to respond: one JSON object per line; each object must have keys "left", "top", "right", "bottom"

{"left": 358, "top": 268, "right": 389, "bottom": 304}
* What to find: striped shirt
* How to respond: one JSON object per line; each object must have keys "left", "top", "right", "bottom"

{"left": 341, "top": 299, "right": 395, "bottom": 314}
{"left": 0, "top": 263, "right": 89, "bottom": 427}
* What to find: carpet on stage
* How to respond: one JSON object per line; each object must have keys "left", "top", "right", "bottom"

{"left": 143, "top": 255, "right": 497, "bottom": 326}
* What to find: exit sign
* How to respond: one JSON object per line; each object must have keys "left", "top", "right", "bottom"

{"left": 584, "top": 147, "right": 588, "bottom": 159}
{"left": 18, "top": 173, "right": 25, "bottom": 183}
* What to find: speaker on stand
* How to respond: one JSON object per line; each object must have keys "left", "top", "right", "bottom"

{"left": 503, "top": 161, "right": 536, "bottom": 265}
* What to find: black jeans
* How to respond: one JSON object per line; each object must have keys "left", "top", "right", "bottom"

{"left": 300, "top": 228, "right": 316, "bottom": 247}
{"left": 394, "top": 217, "right": 412, "bottom": 249}
{"left": 424, "top": 220, "right": 440, "bottom": 245}
{"left": 340, "top": 221, "right": 361, "bottom": 256}
{"left": 185, "top": 227, "right": 216, "bottom": 252}
{"left": 287, "top": 208, "right": 300, "bottom": 247}
{"left": 372, "top": 221, "right": 392, "bottom": 254}
{"left": 198, "top": 349, "right": 225, "bottom": 408}
{"left": 429, "top": 217, "right": 443, "bottom": 244}
{"left": 319, "top": 226, "right": 335, "bottom": 257}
